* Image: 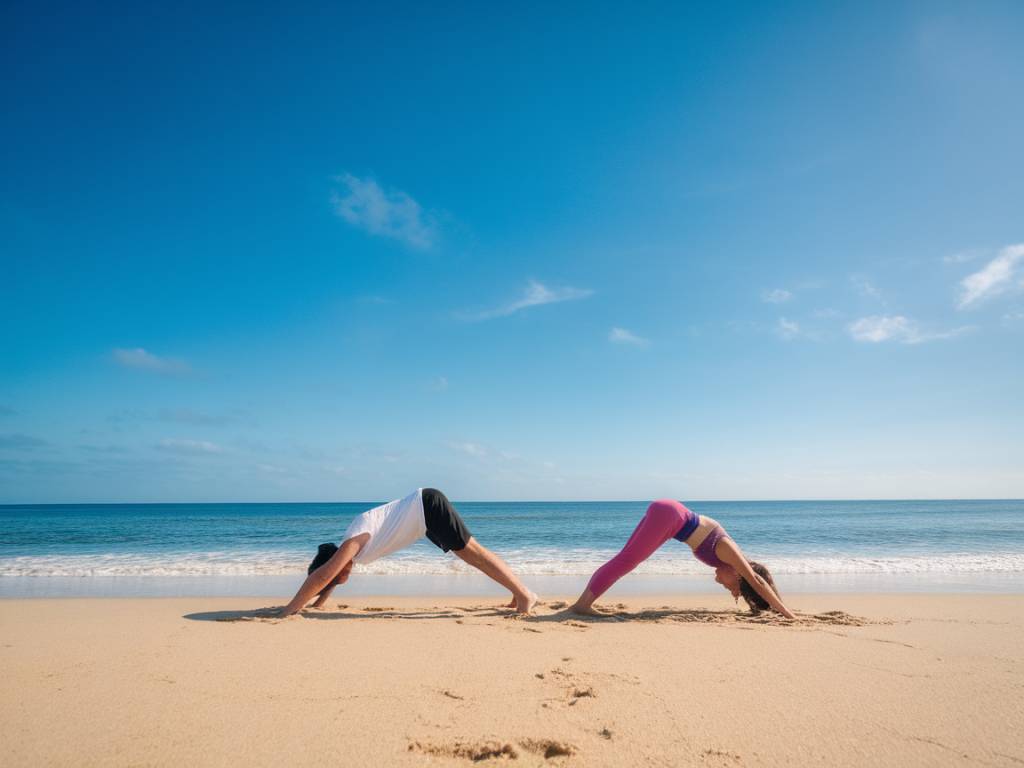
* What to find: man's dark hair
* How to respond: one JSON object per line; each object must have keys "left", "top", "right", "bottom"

{"left": 308, "top": 543, "right": 339, "bottom": 574}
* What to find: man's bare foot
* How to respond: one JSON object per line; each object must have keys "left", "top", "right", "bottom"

{"left": 569, "top": 602, "right": 605, "bottom": 617}
{"left": 514, "top": 591, "right": 538, "bottom": 614}
{"left": 505, "top": 596, "right": 517, "bottom": 609}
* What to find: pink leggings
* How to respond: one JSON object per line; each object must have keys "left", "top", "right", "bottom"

{"left": 586, "top": 499, "right": 688, "bottom": 598}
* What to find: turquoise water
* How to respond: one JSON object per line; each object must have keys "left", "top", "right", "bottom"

{"left": 2, "top": 499, "right": 1022, "bottom": 596}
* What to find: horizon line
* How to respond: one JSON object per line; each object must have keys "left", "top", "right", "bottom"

{"left": 2, "top": 497, "right": 1022, "bottom": 507}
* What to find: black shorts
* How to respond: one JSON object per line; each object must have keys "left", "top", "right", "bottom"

{"left": 422, "top": 488, "right": 472, "bottom": 552}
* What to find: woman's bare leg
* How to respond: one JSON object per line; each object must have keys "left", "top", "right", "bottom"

{"left": 453, "top": 537, "right": 537, "bottom": 613}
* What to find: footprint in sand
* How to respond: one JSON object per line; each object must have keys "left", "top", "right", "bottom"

{"left": 520, "top": 739, "right": 576, "bottom": 759}
{"left": 547, "top": 601, "right": 569, "bottom": 610}
{"left": 568, "top": 687, "right": 595, "bottom": 706}
{"left": 702, "top": 747, "right": 742, "bottom": 763}
{"left": 409, "top": 741, "right": 517, "bottom": 761}
{"left": 599, "top": 728, "right": 613, "bottom": 740}
{"left": 537, "top": 667, "right": 600, "bottom": 709}
{"left": 336, "top": 604, "right": 349, "bottom": 609}
{"left": 409, "top": 739, "right": 575, "bottom": 761}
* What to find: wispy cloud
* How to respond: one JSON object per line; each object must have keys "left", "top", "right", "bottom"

{"left": 957, "top": 243, "right": 1024, "bottom": 309}
{"left": 331, "top": 173, "right": 437, "bottom": 249}
{"left": 847, "top": 315, "right": 972, "bottom": 344}
{"left": 943, "top": 249, "right": 981, "bottom": 264}
{"left": 446, "top": 441, "right": 488, "bottom": 457}
{"left": 0, "top": 433, "right": 49, "bottom": 450}
{"left": 155, "top": 438, "right": 224, "bottom": 456}
{"left": 465, "top": 280, "right": 593, "bottom": 321}
{"left": 609, "top": 327, "right": 650, "bottom": 346}
{"left": 256, "top": 463, "right": 291, "bottom": 475}
{"left": 851, "top": 276, "right": 883, "bottom": 300}
{"left": 112, "top": 348, "right": 191, "bottom": 376}
{"left": 159, "top": 408, "right": 247, "bottom": 427}
{"left": 762, "top": 288, "right": 792, "bottom": 304}
{"left": 776, "top": 318, "right": 802, "bottom": 340}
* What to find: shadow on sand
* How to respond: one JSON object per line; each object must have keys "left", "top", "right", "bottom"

{"left": 183, "top": 603, "right": 868, "bottom": 627}
{"left": 184, "top": 606, "right": 490, "bottom": 623}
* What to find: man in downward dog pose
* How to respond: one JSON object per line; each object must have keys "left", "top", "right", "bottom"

{"left": 278, "top": 488, "right": 538, "bottom": 616}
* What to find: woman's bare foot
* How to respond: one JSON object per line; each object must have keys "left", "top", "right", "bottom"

{"left": 569, "top": 601, "right": 605, "bottom": 617}
{"left": 514, "top": 591, "right": 538, "bottom": 614}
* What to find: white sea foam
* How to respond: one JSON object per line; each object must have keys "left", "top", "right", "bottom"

{"left": 2, "top": 550, "right": 1024, "bottom": 577}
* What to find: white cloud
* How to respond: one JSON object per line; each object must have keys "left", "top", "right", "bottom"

{"left": 762, "top": 288, "right": 792, "bottom": 304}
{"left": 112, "top": 348, "right": 190, "bottom": 375}
{"left": 943, "top": 249, "right": 981, "bottom": 264}
{"left": 256, "top": 463, "right": 290, "bottom": 475}
{"left": 447, "top": 441, "right": 488, "bottom": 457}
{"left": 851, "top": 276, "right": 882, "bottom": 300}
{"left": 776, "top": 318, "right": 801, "bottom": 340}
{"left": 467, "top": 280, "right": 593, "bottom": 320}
{"left": 331, "top": 173, "right": 436, "bottom": 249}
{"left": 847, "top": 315, "right": 972, "bottom": 344}
{"left": 957, "top": 243, "right": 1024, "bottom": 309}
{"left": 156, "top": 439, "right": 224, "bottom": 455}
{"left": 609, "top": 327, "right": 650, "bottom": 346}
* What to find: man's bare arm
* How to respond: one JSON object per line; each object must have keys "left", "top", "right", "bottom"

{"left": 280, "top": 536, "right": 366, "bottom": 616}
{"left": 310, "top": 562, "right": 353, "bottom": 608}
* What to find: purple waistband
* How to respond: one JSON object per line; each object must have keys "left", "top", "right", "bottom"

{"left": 671, "top": 505, "right": 700, "bottom": 542}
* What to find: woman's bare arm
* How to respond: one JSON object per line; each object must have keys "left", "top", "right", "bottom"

{"left": 717, "top": 539, "right": 796, "bottom": 619}
{"left": 279, "top": 535, "right": 367, "bottom": 616}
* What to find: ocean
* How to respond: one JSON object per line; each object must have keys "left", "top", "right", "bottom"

{"left": 2, "top": 499, "right": 1022, "bottom": 597}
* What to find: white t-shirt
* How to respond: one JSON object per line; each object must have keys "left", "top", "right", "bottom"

{"left": 342, "top": 489, "right": 426, "bottom": 564}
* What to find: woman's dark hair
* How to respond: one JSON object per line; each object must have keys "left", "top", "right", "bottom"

{"left": 738, "top": 561, "right": 778, "bottom": 614}
{"left": 308, "top": 543, "right": 338, "bottom": 574}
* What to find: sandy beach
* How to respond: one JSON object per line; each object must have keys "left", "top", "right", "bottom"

{"left": 1, "top": 593, "right": 1022, "bottom": 767}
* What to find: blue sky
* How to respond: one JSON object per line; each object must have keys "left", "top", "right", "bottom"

{"left": 2, "top": 1, "right": 1022, "bottom": 502}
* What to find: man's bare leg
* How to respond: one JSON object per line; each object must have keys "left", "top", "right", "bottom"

{"left": 453, "top": 537, "right": 537, "bottom": 613}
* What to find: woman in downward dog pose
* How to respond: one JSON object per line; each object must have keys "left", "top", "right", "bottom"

{"left": 571, "top": 499, "right": 795, "bottom": 619}
{"left": 278, "top": 488, "right": 537, "bottom": 617}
